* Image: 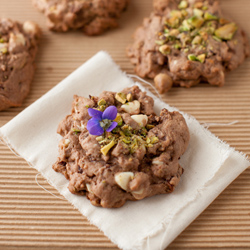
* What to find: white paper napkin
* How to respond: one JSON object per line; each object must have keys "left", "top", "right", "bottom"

{"left": 0, "top": 51, "right": 249, "bottom": 250}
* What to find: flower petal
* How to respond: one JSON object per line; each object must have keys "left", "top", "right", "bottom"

{"left": 88, "top": 108, "right": 102, "bottom": 120}
{"left": 87, "top": 118, "right": 104, "bottom": 136}
{"left": 106, "top": 121, "right": 118, "bottom": 132}
{"left": 102, "top": 106, "right": 117, "bottom": 120}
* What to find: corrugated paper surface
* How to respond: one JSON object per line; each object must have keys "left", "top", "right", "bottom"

{"left": 0, "top": 0, "right": 250, "bottom": 249}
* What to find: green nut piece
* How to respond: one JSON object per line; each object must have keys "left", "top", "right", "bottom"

{"left": 115, "top": 92, "right": 127, "bottom": 104}
{"left": 96, "top": 136, "right": 104, "bottom": 142}
{"left": 166, "top": 16, "right": 180, "bottom": 28}
{"left": 197, "top": 54, "right": 206, "bottom": 63}
{"left": 214, "top": 23, "right": 238, "bottom": 40}
{"left": 180, "top": 20, "right": 192, "bottom": 31}
{"left": 193, "top": 8, "right": 204, "bottom": 17}
{"left": 0, "top": 38, "right": 5, "bottom": 43}
{"left": 155, "top": 39, "right": 166, "bottom": 46}
{"left": 170, "top": 10, "right": 182, "bottom": 18}
{"left": 188, "top": 16, "right": 204, "bottom": 28}
{"left": 204, "top": 12, "right": 218, "bottom": 20}
{"left": 188, "top": 54, "right": 198, "bottom": 61}
{"left": 98, "top": 99, "right": 106, "bottom": 106}
{"left": 114, "top": 113, "right": 123, "bottom": 126}
{"left": 101, "top": 140, "right": 116, "bottom": 156}
{"left": 151, "top": 136, "right": 159, "bottom": 144}
{"left": 169, "top": 29, "right": 180, "bottom": 37}
{"left": 159, "top": 44, "right": 171, "bottom": 55}
{"left": 146, "top": 124, "right": 155, "bottom": 129}
{"left": 178, "top": 0, "right": 188, "bottom": 9}
{"left": 122, "top": 138, "right": 131, "bottom": 144}
{"left": 192, "top": 35, "right": 202, "bottom": 45}
{"left": 212, "top": 35, "right": 222, "bottom": 42}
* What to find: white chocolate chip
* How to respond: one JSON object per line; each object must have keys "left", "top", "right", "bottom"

{"left": 115, "top": 172, "right": 134, "bottom": 191}
{"left": 121, "top": 100, "right": 140, "bottom": 115}
{"left": 131, "top": 114, "right": 148, "bottom": 127}
{"left": 23, "top": 21, "right": 38, "bottom": 35}
{"left": 152, "top": 159, "right": 165, "bottom": 165}
{"left": 86, "top": 184, "right": 93, "bottom": 194}
{"left": 132, "top": 188, "right": 145, "bottom": 199}
{"left": 64, "top": 139, "right": 70, "bottom": 147}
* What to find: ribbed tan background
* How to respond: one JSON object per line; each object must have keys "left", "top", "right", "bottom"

{"left": 0, "top": 0, "right": 249, "bottom": 249}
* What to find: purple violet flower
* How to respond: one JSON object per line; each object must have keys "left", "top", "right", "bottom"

{"left": 87, "top": 106, "right": 118, "bottom": 136}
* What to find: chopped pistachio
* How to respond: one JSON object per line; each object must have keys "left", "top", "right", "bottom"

{"left": 151, "top": 136, "right": 159, "bottom": 144}
{"left": 204, "top": 12, "right": 218, "bottom": 20}
{"left": 122, "top": 138, "right": 131, "bottom": 144}
{"left": 188, "top": 54, "right": 198, "bottom": 61}
{"left": 155, "top": 39, "right": 166, "bottom": 46}
{"left": 99, "top": 105, "right": 106, "bottom": 112}
{"left": 114, "top": 113, "right": 123, "bottom": 126}
{"left": 181, "top": 9, "right": 188, "bottom": 17}
{"left": 197, "top": 54, "right": 206, "bottom": 63}
{"left": 85, "top": 105, "right": 89, "bottom": 108}
{"left": 212, "top": 35, "right": 222, "bottom": 42}
{"left": 71, "top": 128, "right": 81, "bottom": 133}
{"left": 146, "top": 137, "right": 151, "bottom": 144}
{"left": 126, "top": 93, "right": 133, "bottom": 102}
{"left": 180, "top": 20, "right": 192, "bottom": 31}
{"left": 169, "top": 29, "right": 180, "bottom": 37}
{"left": 101, "top": 140, "right": 116, "bottom": 156}
{"left": 192, "top": 35, "right": 202, "bottom": 45}
{"left": 214, "top": 23, "right": 238, "bottom": 40}
{"left": 178, "top": 0, "right": 188, "bottom": 9}
{"left": 202, "top": 6, "right": 208, "bottom": 10}
{"left": 166, "top": 16, "right": 180, "bottom": 28}
{"left": 159, "top": 44, "right": 171, "bottom": 55}
{"left": 174, "top": 43, "right": 182, "bottom": 49}
{"left": 193, "top": 8, "right": 204, "bottom": 17}
{"left": 98, "top": 99, "right": 106, "bottom": 106}
{"left": 96, "top": 136, "right": 104, "bottom": 142}
{"left": 164, "top": 28, "right": 169, "bottom": 33}
{"left": 147, "top": 144, "right": 153, "bottom": 148}
{"left": 170, "top": 10, "right": 182, "bottom": 18}
{"left": 0, "top": 48, "right": 8, "bottom": 54}
{"left": 188, "top": 16, "right": 204, "bottom": 28}
{"left": 0, "top": 38, "right": 4, "bottom": 43}
{"left": 115, "top": 92, "right": 127, "bottom": 104}
{"left": 183, "top": 48, "right": 189, "bottom": 53}
{"left": 146, "top": 124, "right": 155, "bottom": 129}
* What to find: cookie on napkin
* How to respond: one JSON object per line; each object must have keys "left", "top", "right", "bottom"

{"left": 0, "top": 51, "right": 249, "bottom": 250}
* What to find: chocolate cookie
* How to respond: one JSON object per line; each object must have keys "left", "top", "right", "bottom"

{"left": 53, "top": 86, "right": 190, "bottom": 208}
{"left": 0, "top": 18, "right": 40, "bottom": 111}
{"left": 33, "top": 0, "right": 129, "bottom": 35}
{"left": 127, "top": 0, "right": 250, "bottom": 93}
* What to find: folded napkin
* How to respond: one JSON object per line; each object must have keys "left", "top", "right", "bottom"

{"left": 0, "top": 51, "right": 249, "bottom": 250}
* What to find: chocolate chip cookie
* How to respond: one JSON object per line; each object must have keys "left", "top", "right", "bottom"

{"left": 53, "top": 86, "right": 190, "bottom": 208}
{"left": 127, "top": 0, "right": 250, "bottom": 93}
{"left": 33, "top": 0, "right": 129, "bottom": 35}
{"left": 0, "top": 18, "right": 40, "bottom": 111}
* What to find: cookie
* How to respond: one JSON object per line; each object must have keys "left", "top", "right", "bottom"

{"left": 33, "top": 0, "right": 129, "bottom": 35}
{"left": 127, "top": 0, "right": 250, "bottom": 93}
{"left": 53, "top": 86, "right": 190, "bottom": 208}
{"left": 0, "top": 18, "right": 40, "bottom": 111}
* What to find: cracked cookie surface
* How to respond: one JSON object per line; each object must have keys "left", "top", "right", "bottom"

{"left": 53, "top": 86, "right": 190, "bottom": 208}
{"left": 33, "top": 0, "right": 129, "bottom": 35}
{"left": 0, "top": 18, "right": 40, "bottom": 111}
{"left": 127, "top": 0, "right": 249, "bottom": 93}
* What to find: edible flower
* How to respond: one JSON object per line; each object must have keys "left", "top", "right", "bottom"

{"left": 87, "top": 106, "right": 118, "bottom": 136}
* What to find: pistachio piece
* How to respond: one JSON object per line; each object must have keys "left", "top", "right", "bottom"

{"left": 115, "top": 92, "right": 127, "bottom": 104}
{"left": 180, "top": 19, "right": 192, "bottom": 31}
{"left": 192, "top": 35, "right": 202, "bottom": 45}
{"left": 0, "top": 47, "right": 8, "bottom": 54}
{"left": 154, "top": 73, "right": 173, "bottom": 93}
{"left": 215, "top": 23, "right": 238, "bottom": 40}
{"left": 170, "top": 10, "right": 182, "bottom": 18}
{"left": 126, "top": 93, "right": 133, "bottom": 102}
{"left": 212, "top": 35, "right": 222, "bottom": 42}
{"left": 96, "top": 136, "right": 104, "bottom": 142}
{"left": 115, "top": 172, "right": 134, "bottom": 191}
{"left": 169, "top": 29, "right": 180, "bottom": 37}
{"left": 159, "top": 44, "right": 171, "bottom": 55}
{"left": 166, "top": 16, "right": 180, "bottom": 28}
{"left": 181, "top": 9, "right": 188, "bottom": 17}
{"left": 187, "top": 54, "right": 198, "bottom": 61}
{"left": 121, "top": 100, "right": 140, "bottom": 115}
{"left": 178, "top": 0, "right": 188, "bottom": 9}
{"left": 188, "top": 16, "right": 204, "bottom": 28}
{"left": 155, "top": 39, "right": 166, "bottom": 46}
{"left": 98, "top": 99, "right": 106, "bottom": 106}
{"left": 219, "top": 18, "right": 230, "bottom": 25}
{"left": 193, "top": 8, "right": 204, "bottom": 17}
{"left": 197, "top": 54, "right": 206, "bottom": 63}
{"left": 114, "top": 113, "right": 123, "bottom": 126}
{"left": 204, "top": 12, "right": 218, "bottom": 20}
{"left": 146, "top": 124, "right": 155, "bottom": 129}
{"left": 150, "top": 136, "right": 159, "bottom": 144}
{"left": 131, "top": 115, "right": 148, "bottom": 127}
{"left": 131, "top": 188, "right": 145, "bottom": 199}
{"left": 101, "top": 140, "right": 116, "bottom": 156}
